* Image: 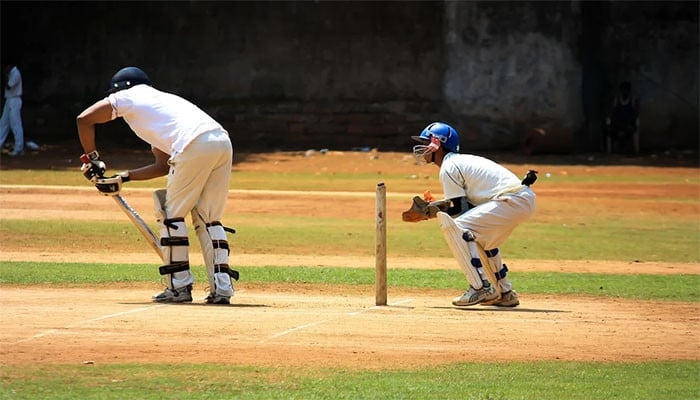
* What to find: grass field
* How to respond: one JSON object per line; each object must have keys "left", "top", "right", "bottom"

{"left": 1, "top": 151, "right": 699, "bottom": 399}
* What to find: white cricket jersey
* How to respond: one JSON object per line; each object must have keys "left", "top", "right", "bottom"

{"left": 439, "top": 153, "right": 524, "bottom": 206}
{"left": 107, "top": 85, "right": 225, "bottom": 154}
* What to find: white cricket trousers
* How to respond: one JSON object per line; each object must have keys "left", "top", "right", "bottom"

{"left": 165, "top": 130, "right": 232, "bottom": 221}
{"left": 0, "top": 97, "right": 24, "bottom": 153}
{"left": 454, "top": 187, "right": 536, "bottom": 250}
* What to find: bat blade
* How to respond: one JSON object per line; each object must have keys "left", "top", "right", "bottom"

{"left": 112, "top": 194, "right": 163, "bottom": 261}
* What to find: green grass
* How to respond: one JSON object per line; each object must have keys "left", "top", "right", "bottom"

{"left": 1, "top": 262, "right": 697, "bottom": 302}
{"left": 1, "top": 361, "right": 698, "bottom": 400}
{"left": 507, "top": 217, "right": 700, "bottom": 263}
{"left": 2, "top": 213, "right": 698, "bottom": 262}
{"left": 3, "top": 167, "right": 698, "bottom": 189}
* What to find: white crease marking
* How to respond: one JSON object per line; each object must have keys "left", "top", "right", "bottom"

{"left": 14, "top": 304, "right": 165, "bottom": 344}
{"left": 263, "top": 298, "right": 415, "bottom": 342}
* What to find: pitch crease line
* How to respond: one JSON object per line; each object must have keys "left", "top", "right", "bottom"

{"left": 263, "top": 298, "right": 415, "bottom": 342}
{"left": 266, "top": 319, "right": 332, "bottom": 340}
{"left": 14, "top": 304, "right": 166, "bottom": 344}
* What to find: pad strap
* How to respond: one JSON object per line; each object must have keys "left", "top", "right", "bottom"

{"left": 494, "top": 264, "right": 509, "bottom": 280}
{"left": 159, "top": 261, "right": 190, "bottom": 275}
{"left": 163, "top": 217, "right": 185, "bottom": 230}
{"left": 215, "top": 264, "right": 240, "bottom": 281}
{"left": 161, "top": 236, "right": 189, "bottom": 246}
{"left": 212, "top": 240, "right": 229, "bottom": 251}
{"left": 485, "top": 248, "right": 500, "bottom": 257}
{"left": 206, "top": 221, "right": 236, "bottom": 234}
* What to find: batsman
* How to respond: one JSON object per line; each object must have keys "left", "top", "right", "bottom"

{"left": 403, "top": 122, "right": 537, "bottom": 307}
{"left": 76, "top": 66, "right": 238, "bottom": 304}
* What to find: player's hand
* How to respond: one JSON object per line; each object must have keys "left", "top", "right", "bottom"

{"left": 521, "top": 170, "right": 538, "bottom": 186}
{"left": 80, "top": 152, "right": 106, "bottom": 182}
{"left": 95, "top": 174, "right": 125, "bottom": 196}
{"left": 426, "top": 199, "right": 451, "bottom": 217}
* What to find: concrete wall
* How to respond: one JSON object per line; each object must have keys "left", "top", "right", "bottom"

{"left": 443, "top": 2, "right": 583, "bottom": 152}
{"left": 1, "top": 1, "right": 697, "bottom": 153}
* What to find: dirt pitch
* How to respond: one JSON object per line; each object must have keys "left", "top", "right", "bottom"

{"left": 0, "top": 149, "right": 698, "bottom": 369}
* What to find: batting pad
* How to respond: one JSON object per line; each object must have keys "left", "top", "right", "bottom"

{"left": 437, "top": 212, "right": 484, "bottom": 289}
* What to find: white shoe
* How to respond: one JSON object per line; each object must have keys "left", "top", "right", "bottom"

{"left": 452, "top": 282, "right": 498, "bottom": 306}
{"left": 152, "top": 285, "right": 193, "bottom": 303}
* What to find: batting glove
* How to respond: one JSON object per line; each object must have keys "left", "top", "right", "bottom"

{"left": 95, "top": 172, "right": 129, "bottom": 196}
{"left": 80, "top": 151, "right": 106, "bottom": 183}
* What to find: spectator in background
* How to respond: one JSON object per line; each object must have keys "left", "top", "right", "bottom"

{"left": 0, "top": 62, "right": 24, "bottom": 156}
{"left": 605, "top": 81, "right": 639, "bottom": 155}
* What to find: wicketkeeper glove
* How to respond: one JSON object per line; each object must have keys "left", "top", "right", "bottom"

{"left": 80, "top": 151, "right": 106, "bottom": 183}
{"left": 95, "top": 172, "right": 130, "bottom": 196}
{"left": 521, "top": 170, "right": 538, "bottom": 186}
{"left": 401, "top": 196, "right": 451, "bottom": 222}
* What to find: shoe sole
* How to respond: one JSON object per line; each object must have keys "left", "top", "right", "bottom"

{"left": 206, "top": 298, "right": 230, "bottom": 305}
{"left": 452, "top": 291, "right": 499, "bottom": 307}
{"left": 152, "top": 297, "right": 193, "bottom": 303}
{"left": 481, "top": 300, "right": 520, "bottom": 307}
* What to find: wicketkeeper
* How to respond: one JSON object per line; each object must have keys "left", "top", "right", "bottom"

{"left": 403, "top": 122, "right": 537, "bottom": 307}
{"left": 76, "top": 66, "right": 238, "bottom": 304}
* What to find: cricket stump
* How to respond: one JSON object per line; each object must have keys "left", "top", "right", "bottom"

{"left": 375, "top": 182, "right": 387, "bottom": 306}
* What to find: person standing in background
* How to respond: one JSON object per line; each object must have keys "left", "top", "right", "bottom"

{"left": 0, "top": 62, "right": 24, "bottom": 156}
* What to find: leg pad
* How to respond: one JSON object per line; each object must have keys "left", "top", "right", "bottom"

{"left": 438, "top": 212, "right": 484, "bottom": 289}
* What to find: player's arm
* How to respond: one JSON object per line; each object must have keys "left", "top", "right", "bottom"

{"left": 7, "top": 68, "right": 21, "bottom": 89}
{"left": 76, "top": 99, "right": 113, "bottom": 182}
{"left": 77, "top": 99, "right": 113, "bottom": 154}
{"left": 94, "top": 147, "right": 169, "bottom": 195}
{"left": 445, "top": 197, "right": 474, "bottom": 217}
{"left": 402, "top": 196, "right": 473, "bottom": 222}
{"left": 122, "top": 147, "right": 170, "bottom": 181}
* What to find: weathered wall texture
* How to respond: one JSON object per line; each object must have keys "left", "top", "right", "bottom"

{"left": 1, "top": 1, "right": 697, "bottom": 153}
{"left": 443, "top": 2, "right": 583, "bottom": 151}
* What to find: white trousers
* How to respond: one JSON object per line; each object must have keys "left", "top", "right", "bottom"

{"left": 165, "top": 130, "right": 232, "bottom": 221}
{"left": 454, "top": 187, "right": 536, "bottom": 251}
{"left": 0, "top": 97, "right": 24, "bottom": 153}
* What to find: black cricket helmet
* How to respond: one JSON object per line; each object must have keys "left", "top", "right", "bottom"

{"left": 106, "top": 66, "right": 152, "bottom": 94}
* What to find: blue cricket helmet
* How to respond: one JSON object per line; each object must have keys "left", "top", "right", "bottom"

{"left": 411, "top": 122, "right": 460, "bottom": 153}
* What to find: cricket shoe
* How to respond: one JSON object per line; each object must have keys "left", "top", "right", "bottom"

{"left": 480, "top": 290, "right": 520, "bottom": 307}
{"left": 205, "top": 293, "right": 231, "bottom": 305}
{"left": 152, "top": 285, "right": 193, "bottom": 303}
{"left": 452, "top": 281, "right": 498, "bottom": 306}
